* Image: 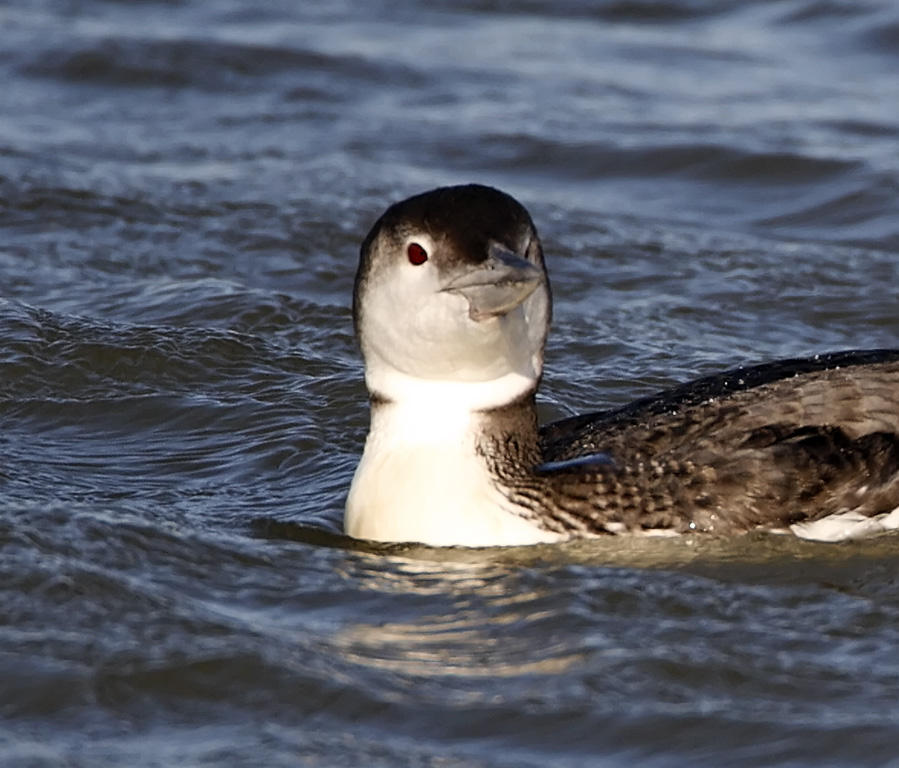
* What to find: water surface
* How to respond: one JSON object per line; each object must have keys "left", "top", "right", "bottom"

{"left": 2, "top": 1, "right": 899, "bottom": 765}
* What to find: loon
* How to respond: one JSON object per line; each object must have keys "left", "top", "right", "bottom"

{"left": 345, "top": 184, "right": 899, "bottom": 547}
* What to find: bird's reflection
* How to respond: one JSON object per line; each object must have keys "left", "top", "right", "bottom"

{"left": 333, "top": 554, "right": 587, "bottom": 679}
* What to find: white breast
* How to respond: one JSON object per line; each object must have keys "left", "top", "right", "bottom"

{"left": 345, "top": 373, "right": 562, "bottom": 547}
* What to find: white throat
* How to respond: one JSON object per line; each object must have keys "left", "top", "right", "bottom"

{"left": 344, "top": 368, "right": 561, "bottom": 547}
{"left": 364, "top": 363, "right": 538, "bottom": 412}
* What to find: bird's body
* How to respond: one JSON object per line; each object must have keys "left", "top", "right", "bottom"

{"left": 346, "top": 184, "right": 899, "bottom": 547}
{"left": 537, "top": 350, "right": 899, "bottom": 540}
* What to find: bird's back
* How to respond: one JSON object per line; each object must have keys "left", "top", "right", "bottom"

{"left": 537, "top": 350, "right": 899, "bottom": 536}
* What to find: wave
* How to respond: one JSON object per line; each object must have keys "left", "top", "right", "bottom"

{"left": 458, "top": 134, "right": 861, "bottom": 184}
{"left": 21, "top": 36, "right": 426, "bottom": 92}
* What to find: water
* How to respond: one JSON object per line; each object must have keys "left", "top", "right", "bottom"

{"left": 2, "top": 0, "right": 899, "bottom": 765}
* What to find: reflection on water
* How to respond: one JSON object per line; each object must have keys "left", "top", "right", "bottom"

{"left": 336, "top": 556, "right": 585, "bottom": 679}
{"left": 320, "top": 529, "right": 899, "bottom": 705}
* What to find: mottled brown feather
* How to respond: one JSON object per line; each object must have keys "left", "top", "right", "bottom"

{"left": 477, "top": 351, "right": 899, "bottom": 535}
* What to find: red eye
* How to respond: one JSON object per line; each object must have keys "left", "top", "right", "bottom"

{"left": 407, "top": 242, "right": 428, "bottom": 265}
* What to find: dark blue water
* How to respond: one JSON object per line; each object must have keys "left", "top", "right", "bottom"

{"left": 2, "top": 1, "right": 899, "bottom": 765}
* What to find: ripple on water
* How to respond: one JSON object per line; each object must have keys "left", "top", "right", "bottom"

{"left": 2, "top": 0, "right": 899, "bottom": 765}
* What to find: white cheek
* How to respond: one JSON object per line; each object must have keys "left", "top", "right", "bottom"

{"left": 401, "top": 292, "right": 485, "bottom": 377}
{"left": 364, "top": 268, "right": 451, "bottom": 373}
{"left": 362, "top": 263, "right": 540, "bottom": 382}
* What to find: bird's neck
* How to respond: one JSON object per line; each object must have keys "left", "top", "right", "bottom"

{"left": 344, "top": 370, "right": 557, "bottom": 546}
{"left": 364, "top": 359, "right": 540, "bottom": 411}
